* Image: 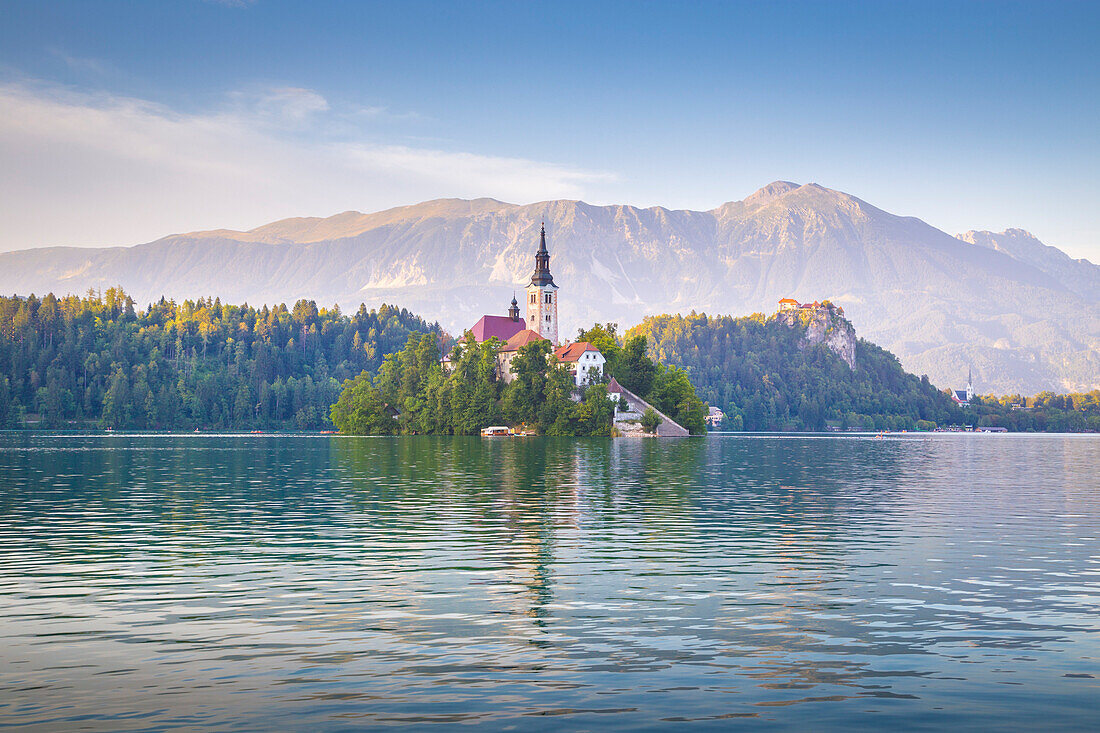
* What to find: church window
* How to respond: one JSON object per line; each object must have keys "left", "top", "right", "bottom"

{"left": 529, "top": 315, "right": 534, "bottom": 322}
{"left": 530, "top": 293, "right": 536, "bottom": 304}
{"left": 545, "top": 293, "right": 552, "bottom": 304}
{"left": 545, "top": 315, "right": 551, "bottom": 322}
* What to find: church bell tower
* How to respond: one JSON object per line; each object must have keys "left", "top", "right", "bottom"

{"left": 526, "top": 223, "right": 559, "bottom": 344}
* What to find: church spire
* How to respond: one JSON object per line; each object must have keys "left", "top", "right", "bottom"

{"left": 530, "top": 221, "right": 556, "bottom": 287}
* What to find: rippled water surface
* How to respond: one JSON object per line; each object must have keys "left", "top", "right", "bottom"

{"left": 0, "top": 433, "right": 1097, "bottom": 731}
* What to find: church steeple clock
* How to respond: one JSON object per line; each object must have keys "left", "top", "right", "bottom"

{"left": 525, "top": 223, "right": 559, "bottom": 344}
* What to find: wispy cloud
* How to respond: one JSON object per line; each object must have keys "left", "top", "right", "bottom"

{"left": 226, "top": 86, "right": 331, "bottom": 126}
{"left": 46, "top": 48, "right": 116, "bottom": 77}
{"left": 0, "top": 81, "right": 615, "bottom": 251}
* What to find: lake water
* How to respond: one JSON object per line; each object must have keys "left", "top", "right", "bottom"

{"left": 0, "top": 433, "right": 1097, "bottom": 731}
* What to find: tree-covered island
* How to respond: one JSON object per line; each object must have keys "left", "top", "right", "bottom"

{"left": 329, "top": 325, "right": 708, "bottom": 436}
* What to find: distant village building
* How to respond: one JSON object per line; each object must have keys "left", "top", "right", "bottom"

{"left": 778, "top": 298, "right": 800, "bottom": 313}
{"left": 705, "top": 406, "right": 725, "bottom": 429}
{"left": 951, "top": 368, "right": 974, "bottom": 407}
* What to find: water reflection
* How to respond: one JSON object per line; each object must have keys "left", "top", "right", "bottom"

{"left": 0, "top": 433, "right": 1096, "bottom": 731}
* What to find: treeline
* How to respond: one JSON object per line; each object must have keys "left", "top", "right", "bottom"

{"left": 0, "top": 289, "right": 438, "bottom": 430}
{"left": 330, "top": 326, "right": 708, "bottom": 436}
{"left": 628, "top": 312, "right": 963, "bottom": 431}
{"left": 331, "top": 333, "right": 617, "bottom": 436}
{"left": 966, "top": 391, "right": 1100, "bottom": 432}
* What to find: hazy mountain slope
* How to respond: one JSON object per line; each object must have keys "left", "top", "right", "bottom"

{"left": 958, "top": 228, "right": 1100, "bottom": 303}
{"left": 1, "top": 183, "right": 1096, "bottom": 395}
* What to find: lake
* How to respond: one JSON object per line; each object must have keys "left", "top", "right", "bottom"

{"left": 0, "top": 433, "right": 1097, "bottom": 731}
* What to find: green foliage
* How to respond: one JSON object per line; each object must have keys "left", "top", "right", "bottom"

{"left": 332, "top": 332, "right": 618, "bottom": 436}
{"left": 329, "top": 372, "right": 396, "bottom": 435}
{"left": 0, "top": 289, "right": 436, "bottom": 430}
{"left": 965, "top": 390, "right": 1100, "bottom": 432}
{"left": 648, "top": 364, "right": 707, "bottom": 434}
{"left": 627, "top": 312, "right": 963, "bottom": 432}
{"left": 613, "top": 335, "right": 658, "bottom": 396}
{"left": 502, "top": 339, "right": 552, "bottom": 427}
{"left": 641, "top": 407, "right": 661, "bottom": 433}
{"left": 570, "top": 384, "right": 616, "bottom": 437}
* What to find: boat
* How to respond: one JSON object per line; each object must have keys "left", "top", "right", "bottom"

{"left": 480, "top": 426, "right": 511, "bottom": 436}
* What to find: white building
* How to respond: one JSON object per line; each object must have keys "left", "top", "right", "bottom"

{"left": 553, "top": 342, "right": 606, "bottom": 386}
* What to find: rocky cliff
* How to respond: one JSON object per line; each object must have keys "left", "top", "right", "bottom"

{"left": 775, "top": 302, "right": 857, "bottom": 369}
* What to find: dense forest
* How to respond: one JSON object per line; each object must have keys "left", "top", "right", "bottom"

{"left": 330, "top": 326, "right": 707, "bottom": 436}
{"left": 629, "top": 312, "right": 965, "bottom": 431}
{"left": 0, "top": 289, "right": 438, "bottom": 430}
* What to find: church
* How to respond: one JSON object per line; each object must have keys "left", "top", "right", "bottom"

{"left": 463, "top": 224, "right": 605, "bottom": 387}
{"left": 951, "top": 368, "right": 974, "bottom": 407}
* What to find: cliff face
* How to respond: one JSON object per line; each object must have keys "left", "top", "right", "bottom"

{"left": 775, "top": 303, "right": 857, "bottom": 369}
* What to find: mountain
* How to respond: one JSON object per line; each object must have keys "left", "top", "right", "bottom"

{"left": 957, "top": 228, "right": 1100, "bottom": 303}
{"left": 1, "top": 183, "right": 1097, "bottom": 395}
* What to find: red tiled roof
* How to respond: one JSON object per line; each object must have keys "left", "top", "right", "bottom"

{"left": 500, "top": 329, "right": 547, "bottom": 352}
{"left": 470, "top": 315, "right": 525, "bottom": 343}
{"left": 778, "top": 298, "right": 799, "bottom": 305}
{"left": 553, "top": 341, "right": 599, "bottom": 363}
{"left": 607, "top": 377, "right": 624, "bottom": 394}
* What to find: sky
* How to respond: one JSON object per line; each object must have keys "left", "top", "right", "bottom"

{"left": 1, "top": 0, "right": 1098, "bottom": 260}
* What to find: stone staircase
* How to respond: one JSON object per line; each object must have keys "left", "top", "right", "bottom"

{"left": 607, "top": 377, "right": 690, "bottom": 437}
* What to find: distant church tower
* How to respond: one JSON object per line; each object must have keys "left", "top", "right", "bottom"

{"left": 966, "top": 366, "right": 974, "bottom": 403}
{"left": 526, "top": 223, "right": 559, "bottom": 344}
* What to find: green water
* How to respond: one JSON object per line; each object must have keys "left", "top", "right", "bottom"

{"left": 0, "top": 433, "right": 1097, "bottom": 730}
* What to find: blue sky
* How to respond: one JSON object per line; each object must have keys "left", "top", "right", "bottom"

{"left": 1, "top": 0, "right": 1098, "bottom": 259}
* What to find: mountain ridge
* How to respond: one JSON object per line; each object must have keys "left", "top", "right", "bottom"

{"left": 1, "top": 182, "right": 1096, "bottom": 395}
